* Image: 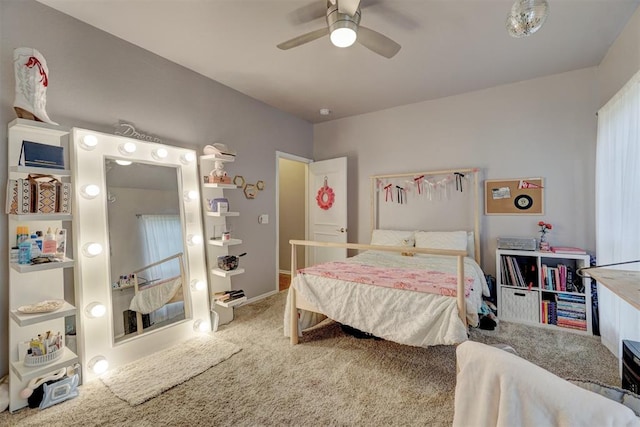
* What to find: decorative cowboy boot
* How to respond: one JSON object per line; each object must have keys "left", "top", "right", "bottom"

{"left": 13, "top": 47, "right": 58, "bottom": 125}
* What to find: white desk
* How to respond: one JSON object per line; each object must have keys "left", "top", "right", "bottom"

{"left": 584, "top": 268, "right": 640, "bottom": 373}
{"left": 586, "top": 268, "right": 640, "bottom": 310}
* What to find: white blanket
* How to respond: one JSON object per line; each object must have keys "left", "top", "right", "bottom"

{"left": 284, "top": 251, "right": 489, "bottom": 347}
{"left": 129, "top": 277, "right": 181, "bottom": 314}
{"left": 454, "top": 341, "right": 640, "bottom": 427}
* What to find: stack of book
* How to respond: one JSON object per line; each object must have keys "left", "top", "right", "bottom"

{"left": 551, "top": 246, "right": 587, "bottom": 255}
{"left": 555, "top": 293, "right": 587, "bottom": 331}
{"left": 213, "top": 290, "right": 246, "bottom": 307}
{"left": 540, "top": 299, "right": 557, "bottom": 325}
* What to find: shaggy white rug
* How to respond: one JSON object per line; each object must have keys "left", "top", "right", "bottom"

{"left": 100, "top": 335, "right": 241, "bottom": 405}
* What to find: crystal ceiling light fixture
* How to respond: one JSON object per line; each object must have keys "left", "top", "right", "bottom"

{"left": 506, "top": 0, "right": 549, "bottom": 38}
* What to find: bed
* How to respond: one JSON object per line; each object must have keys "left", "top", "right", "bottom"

{"left": 284, "top": 229, "right": 490, "bottom": 347}
{"left": 284, "top": 168, "right": 489, "bottom": 348}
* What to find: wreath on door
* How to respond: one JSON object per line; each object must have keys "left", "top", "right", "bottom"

{"left": 316, "top": 176, "right": 335, "bottom": 210}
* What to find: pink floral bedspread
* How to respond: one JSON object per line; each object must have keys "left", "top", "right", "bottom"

{"left": 299, "top": 261, "right": 473, "bottom": 297}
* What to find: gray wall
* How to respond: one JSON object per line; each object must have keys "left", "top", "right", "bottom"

{"left": 312, "top": 3, "right": 640, "bottom": 280}
{"left": 0, "top": 0, "right": 313, "bottom": 377}
{"left": 314, "top": 67, "right": 599, "bottom": 276}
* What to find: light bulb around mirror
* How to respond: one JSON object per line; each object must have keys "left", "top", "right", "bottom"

{"left": 82, "top": 242, "right": 103, "bottom": 257}
{"left": 190, "top": 279, "right": 206, "bottom": 291}
{"left": 193, "top": 319, "right": 210, "bottom": 333}
{"left": 152, "top": 147, "right": 169, "bottom": 160}
{"left": 80, "top": 134, "right": 98, "bottom": 151}
{"left": 80, "top": 184, "right": 100, "bottom": 199}
{"left": 85, "top": 302, "right": 107, "bottom": 318}
{"left": 180, "top": 151, "right": 196, "bottom": 164}
{"left": 118, "top": 141, "right": 137, "bottom": 155}
{"left": 184, "top": 190, "right": 198, "bottom": 202}
{"left": 115, "top": 159, "right": 132, "bottom": 166}
{"left": 188, "top": 234, "right": 203, "bottom": 246}
{"left": 89, "top": 356, "right": 109, "bottom": 375}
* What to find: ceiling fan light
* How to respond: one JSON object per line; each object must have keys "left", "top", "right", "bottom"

{"left": 506, "top": 0, "right": 549, "bottom": 38}
{"left": 330, "top": 26, "right": 357, "bottom": 48}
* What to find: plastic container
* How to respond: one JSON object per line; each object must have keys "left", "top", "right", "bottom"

{"left": 18, "top": 239, "right": 32, "bottom": 264}
{"left": 42, "top": 227, "right": 56, "bottom": 255}
{"left": 30, "top": 234, "right": 41, "bottom": 258}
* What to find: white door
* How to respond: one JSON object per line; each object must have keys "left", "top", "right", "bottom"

{"left": 308, "top": 157, "right": 348, "bottom": 265}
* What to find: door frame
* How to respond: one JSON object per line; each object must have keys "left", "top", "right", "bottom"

{"left": 275, "top": 151, "right": 312, "bottom": 292}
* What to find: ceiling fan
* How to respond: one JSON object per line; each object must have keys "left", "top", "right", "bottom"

{"left": 276, "top": 0, "right": 401, "bottom": 59}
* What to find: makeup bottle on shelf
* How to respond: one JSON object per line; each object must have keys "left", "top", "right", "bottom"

{"left": 18, "top": 237, "right": 32, "bottom": 265}
{"left": 42, "top": 227, "right": 56, "bottom": 255}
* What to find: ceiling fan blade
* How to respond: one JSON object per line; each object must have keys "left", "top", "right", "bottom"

{"left": 286, "top": 1, "right": 327, "bottom": 25}
{"left": 277, "top": 27, "right": 330, "bottom": 50}
{"left": 357, "top": 26, "right": 401, "bottom": 58}
{"left": 337, "top": 0, "right": 361, "bottom": 16}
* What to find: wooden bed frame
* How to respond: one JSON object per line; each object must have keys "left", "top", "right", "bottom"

{"left": 288, "top": 240, "right": 468, "bottom": 345}
{"left": 288, "top": 167, "right": 481, "bottom": 345}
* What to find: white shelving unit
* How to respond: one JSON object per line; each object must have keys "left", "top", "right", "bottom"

{"left": 215, "top": 296, "right": 247, "bottom": 308}
{"left": 7, "top": 119, "right": 79, "bottom": 412}
{"left": 199, "top": 153, "right": 245, "bottom": 326}
{"left": 496, "top": 249, "right": 592, "bottom": 335}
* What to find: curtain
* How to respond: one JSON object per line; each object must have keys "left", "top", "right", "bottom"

{"left": 138, "top": 214, "right": 184, "bottom": 325}
{"left": 138, "top": 214, "right": 182, "bottom": 281}
{"left": 595, "top": 69, "right": 640, "bottom": 360}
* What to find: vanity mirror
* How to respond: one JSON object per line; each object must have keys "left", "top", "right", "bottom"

{"left": 71, "top": 128, "right": 209, "bottom": 382}
{"left": 105, "top": 159, "right": 187, "bottom": 343}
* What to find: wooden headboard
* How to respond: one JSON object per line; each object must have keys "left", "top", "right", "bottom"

{"left": 369, "top": 168, "right": 481, "bottom": 264}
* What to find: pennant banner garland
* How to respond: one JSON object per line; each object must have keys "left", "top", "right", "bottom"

{"left": 376, "top": 172, "right": 470, "bottom": 204}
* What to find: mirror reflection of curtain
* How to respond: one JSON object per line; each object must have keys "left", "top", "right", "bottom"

{"left": 138, "top": 214, "right": 182, "bottom": 280}
{"left": 138, "top": 214, "right": 184, "bottom": 325}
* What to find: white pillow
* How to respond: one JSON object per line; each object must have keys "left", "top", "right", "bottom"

{"left": 467, "top": 231, "right": 475, "bottom": 259}
{"left": 415, "top": 231, "right": 468, "bottom": 251}
{"left": 370, "top": 229, "right": 415, "bottom": 247}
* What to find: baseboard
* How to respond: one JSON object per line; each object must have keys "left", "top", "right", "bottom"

{"left": 245, "top": 290, "right": 279, "bottom": 305}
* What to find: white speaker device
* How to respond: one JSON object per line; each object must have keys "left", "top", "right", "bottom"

{"left": 497, "top": 237, "right": 537, "bottom": 251}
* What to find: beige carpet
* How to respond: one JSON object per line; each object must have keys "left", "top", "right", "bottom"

{"left": 1, "top": 291, "right": 620, "bottom": 426}
{"left": 100, "top": 335, "right": 241, "bottom": 406}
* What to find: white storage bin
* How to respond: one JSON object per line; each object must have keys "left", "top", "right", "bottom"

{"left": 501, "top": 287, "right": 539, "bottom": 323}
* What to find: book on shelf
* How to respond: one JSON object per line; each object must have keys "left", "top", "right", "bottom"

{"left": 551, "top": 247, "right": 587, "bottom": 255}
{"left": 501, "top": 255, "right": 534, "bottom": 288}
{"left": 213, "top": 289, "right": 245, "bottom": 301}
{"left": 557, "top": 293, "right": 585, "bottom": 303}
{"left": 216, "top": 295, "right": 246, "bottom": 307}
{"left": 557, "top": 318, "right": 587, "bottom": 330}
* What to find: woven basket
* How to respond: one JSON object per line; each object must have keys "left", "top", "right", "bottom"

{"left": 501, "top": 287, "right": 539, "bottom": 323}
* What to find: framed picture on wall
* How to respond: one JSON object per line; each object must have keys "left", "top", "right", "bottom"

{"left": 485, "top": 178, "right": 544, "bottom": 215}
